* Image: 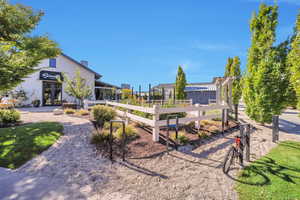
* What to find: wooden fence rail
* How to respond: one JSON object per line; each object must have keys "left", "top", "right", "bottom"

{"left": 84, "top": 100, "right": 229, "bottom": 142}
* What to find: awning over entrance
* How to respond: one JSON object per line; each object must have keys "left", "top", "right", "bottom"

{"left": 95, "top": 81, "right": 121, "bottom": 100}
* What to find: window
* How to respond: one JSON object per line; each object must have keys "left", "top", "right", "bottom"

{"left": 49, "top": 58, "right": 56, "bottom": 68}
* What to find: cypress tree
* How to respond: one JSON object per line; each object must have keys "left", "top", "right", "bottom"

{"left": 224, "top": 57, "right": 233, "bottom": 77}
{"left": 175, "top": 65, "right": 187, "bottom": 100}
{"left": 243, "top": 4, "right": 285, "bottom": 124}
{"left": 277, "top": 40, "right": 297, "bottom": 109}
{"left": 288, "top": 12, "right": 300, "bottom": 109}
{"left": 231, "top": 56, "right": 242, "bottom": 106}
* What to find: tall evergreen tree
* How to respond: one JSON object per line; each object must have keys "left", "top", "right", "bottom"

{"left": 288, "top": 12, "right": 300, "bottom": 109}
{"left": 224, "top": 57, "right": 233, "bottom": 77}
{"left": 0, "top": 0, "right": 60, "bottom": 91}
{"left": 277, "top": 39, "right": 297, "bottom": 108}
{"left": 175, "top": 65, "right": 187, "bottom": 100}
{"left": 243, "top": 3, "right": 287, "bottom": 124}
{"left": 231, "top": 56, "right": 242, "bottom": 106}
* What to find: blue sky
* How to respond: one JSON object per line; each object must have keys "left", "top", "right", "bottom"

{"left": 12, "top": 0, "right": 299, "bottom": 90}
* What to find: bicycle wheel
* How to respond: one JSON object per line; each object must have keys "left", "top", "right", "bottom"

{"left": 223, "top": 146, "right": 236, "bottom": 173}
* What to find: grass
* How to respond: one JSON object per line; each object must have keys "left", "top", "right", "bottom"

{"left": 0, "top": 122, "right": 63, "bottom": 169}
{"left": 236, "top": 141, "right": 300, "bottom": 200}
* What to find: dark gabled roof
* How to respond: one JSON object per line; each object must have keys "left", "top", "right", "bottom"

{"left": 95, "top": 80, "right": 121, "bottom": 89}
{"left": 61, "top": 53, "right": 102, "bottom": 79}
{"left": 153, "top": 77, "right": 222, "bottom": 89}
{"left": 154, "top": 82, "right": 215, "bottom": 89}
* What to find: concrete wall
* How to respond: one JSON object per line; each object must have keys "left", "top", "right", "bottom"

{"left": 14, "top": 54, "right": 97, "bottom": 106}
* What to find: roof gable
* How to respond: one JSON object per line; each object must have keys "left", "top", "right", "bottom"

{"left": 61, "top": 53, "right": 102, "bottom": 79}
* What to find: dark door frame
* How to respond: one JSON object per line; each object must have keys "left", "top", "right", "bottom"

{"left": 42, "top": 81, "right": 63, "bottom": 106}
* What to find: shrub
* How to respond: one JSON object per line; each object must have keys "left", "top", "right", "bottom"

{"left": 103, "top": 121, "right": 123, "bottom": 130}
{"left": 208, "top": 126, "right": 219, "bottom": 134}
{"left": 170, "top": 131, "right": 189, "bottom": 145}
{"left": 64, "top": 108, "right": 76, "bottom": 114}
{"left": 200, "top": 120, "right": 211, "bottom": 126}
{"left": 0, "top": 109, "right": 20, "bottom": 126}
{"left": 132, "top": 110, "right": 152, "bottom": 119}
{"left": 212, "top": 117, "right": 222, "bottom": 121}
{"left": 115, "top": 125, "right": 137, "bottom": 140}
{"left": 91, "top": 130, "right": 110, "bottom": 145}
{"left": 76, "top": 109, "right": 89, "bottom": 116}
{"left": 92, "top": 105, "right": 116, "bottom": 127}
{"left": 198, "top": 131, "right": 210, "bottom": 139}
{"left": 159, "top": 112, "right": 186, "bottom": 120}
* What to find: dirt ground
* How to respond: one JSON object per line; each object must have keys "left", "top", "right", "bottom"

{"left": 93, "top": 112, "right": 300, "bottom": 200}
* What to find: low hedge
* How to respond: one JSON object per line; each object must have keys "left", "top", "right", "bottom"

{"left": 92, "top": 105, "right": 116, "bottom": 127}
{"left": 0, "top": 109, "right": 20, "bottom": 127}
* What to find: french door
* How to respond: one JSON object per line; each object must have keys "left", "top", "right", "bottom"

{"left": 42, "top": 81, "right": 62, "bottom": 106}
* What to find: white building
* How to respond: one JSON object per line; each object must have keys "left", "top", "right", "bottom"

{"left": 14, "top": 53, "right": 102, "bottom": 106}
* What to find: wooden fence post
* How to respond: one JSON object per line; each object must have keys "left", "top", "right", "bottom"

{"left": 222, "top": 109, "right": 225, "bottom": 134}
{"left": 152, "top": 105, "right": 160, "bottom": 142}
{"left": 83, "top": 100, "right": 88, "bottom": 110}
{"left": 195, "top": 104, "right": 201, "bottom": 129}
{"left": 272, "top": 115, "right": 279, "bottom": 143}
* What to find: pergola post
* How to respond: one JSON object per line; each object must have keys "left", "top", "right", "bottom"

{"left": 216, "top": 79, "right": 222, "bottom": 105}
{"left": 195, "top": 104, "right": 201, "bottom": 129}
{"left": 152, "top": 105, "right": 160, "bottom": 142}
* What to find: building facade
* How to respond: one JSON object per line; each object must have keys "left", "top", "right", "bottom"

{"left": 14, "top": 53, "right": 103, "bottom": 106}
{"left": 154, "top": 78, "right": 219, "bottom": 104}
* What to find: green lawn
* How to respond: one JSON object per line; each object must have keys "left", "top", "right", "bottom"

{"left": 0, "top": 122, "right": 63, "bottom": 169}
{"left": 236, "top": 141, "right": 300, "bottom": 200}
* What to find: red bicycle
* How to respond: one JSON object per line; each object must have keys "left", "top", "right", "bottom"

{"left": 223, "top": 135, "right": 244, "bottom": 173}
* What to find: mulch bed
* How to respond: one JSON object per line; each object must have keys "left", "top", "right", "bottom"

{"left": 158, "top": 120, "right": 239, "bottom": 145}
{"left": 92, "top": 120, "right": 239, "bottom": 161}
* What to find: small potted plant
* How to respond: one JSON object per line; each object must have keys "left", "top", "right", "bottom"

{"left": 32, "top": 99, "right": 41, "bottom": 107}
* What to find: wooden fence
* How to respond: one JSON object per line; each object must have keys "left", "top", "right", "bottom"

{"left": 84, "top": 100, "right": 229, "bottom": 141}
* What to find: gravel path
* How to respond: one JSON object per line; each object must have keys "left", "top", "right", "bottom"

{"left": 1, "top": 107, "right": 299, "bottom": 200}
{"left": 97, "top": 106, "right": 300, "bottom": 200}
{"left": 0, "top": 112, "right": 112, "bottom": 200}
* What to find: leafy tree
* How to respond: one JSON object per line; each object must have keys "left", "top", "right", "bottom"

{"left": 243, "top": 3, "right": 287, "bottom": 124}
{"left": 63, "top": 70, "right": 92, "bottom": 107}
{"left": 288, "top": 12, "right": 300, "bottom": 109}
{"left": 175, "top": 65, "right": 187, "bottom": 100}
{"left": 224, "top": 57, "right": 233, "bottom": 77}
{"left": 0, "top": 0, "right": 60, "bottom": 91}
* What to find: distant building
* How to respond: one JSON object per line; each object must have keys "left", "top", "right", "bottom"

{"left": 121, "top": 83, "right": 131, "bottom": 89}
{"left": 153, "top": 77, "right": 220, "bottom": 104}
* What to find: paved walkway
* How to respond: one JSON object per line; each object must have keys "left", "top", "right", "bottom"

{"left": 279, "top": 109, "right": 300, "bottom": 135}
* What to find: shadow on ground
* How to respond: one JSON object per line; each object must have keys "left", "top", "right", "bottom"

{"left": 225, "top": 156, "right": 300, "bottom": 186}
